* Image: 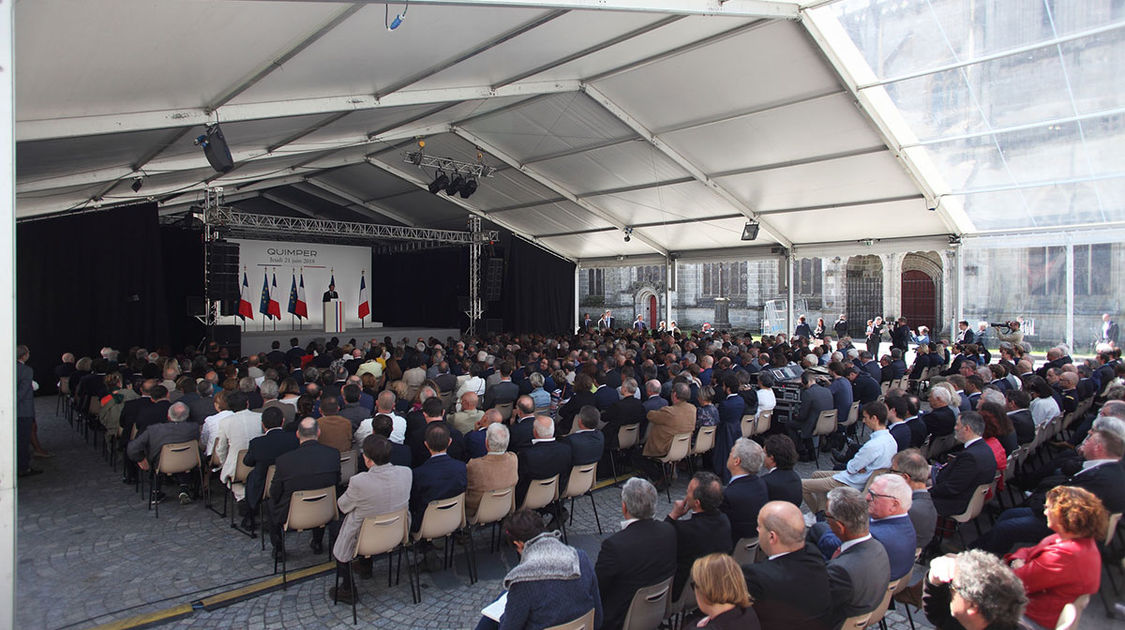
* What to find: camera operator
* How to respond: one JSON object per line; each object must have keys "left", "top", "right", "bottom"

{"left": 993, "top": 320, "right": 1024, "bottom": 346}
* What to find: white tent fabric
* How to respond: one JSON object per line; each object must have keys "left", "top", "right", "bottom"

{"left": 16, "top": 0, "right": 1116, "bottom": 261}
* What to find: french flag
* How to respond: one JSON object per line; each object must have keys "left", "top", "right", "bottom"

{"left": 237, "top": 272, "right": 253, "bottom": 320}
{"left": 358, "top": 274, "right": 370, "bottom": 320}
{"left": 295, "top": 271, "right": 308, "bottom": 319}
{"left": 268, "top": 271, "right": 282, "bottom": 320}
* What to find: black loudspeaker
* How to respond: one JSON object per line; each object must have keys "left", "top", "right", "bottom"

{"left": 484, "top": 257, "right": 504, "bottom": 302}
{"left": 198, "top": 124, "right": 234, "bottom": 174}
{"left": 186, "top": 296, "right": 206, "bottom": 317}
{"left": 212, "top": 325, "right": 241, "bottom": 358}
{"left": 482, "top": 318, "right": 503, "bottom": 334}
{"left": 207, "top": 240, "right": 240, "bottom": 316}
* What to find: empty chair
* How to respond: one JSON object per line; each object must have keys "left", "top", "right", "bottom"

{"left": 276, "top": 486, "right": 339, "bottom": 587}
{"left": 621, "top": 576, "right": 673, "bottom": 630}
{"left": 411, "top": 493, "right": 475, "bottom": 594}
{"left": 690, "top": 426, "right": 717, "bottom": 473}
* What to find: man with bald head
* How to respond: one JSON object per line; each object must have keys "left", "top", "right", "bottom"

{"left": 515, "top": 415, "right": 572, "bottom": 507}
{"left": 268, "top": 417, "right": 341, "bottom": 559}
{"left": 507, "top": 396, "right": 538, "bottom": 453}
{"left": 743, "top": 501, "right": 832, "bottom": 630}
{"left": 127, "top": 401, "right": 201, "bottom": 505}
{"left": 449, "top": 391, "right": 484, "bottom": 435}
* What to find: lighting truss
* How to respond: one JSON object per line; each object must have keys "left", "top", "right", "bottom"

{"left": 404, "top": 151, "right": 497, "bottom": 178}
{"left": 204, "top": 204, "right": 497, "bottom": 245}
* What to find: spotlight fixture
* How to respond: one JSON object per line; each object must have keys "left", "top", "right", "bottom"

{"left": 130, "top": 176, "right": 144, "bottom": 193}
{"left": 459, "top": 178, "right": 478, "bottom": 199}
{"left": 623, "top": 227, "right": 633, "bottom": 243}
{"left": 741, "top": 221, "right": 760, "bottom": 241}
{"left": 446, "top": 175, "right": 465, "bottom": 196}
{"left": 428, "top": 171, "right": 449, "bottom": 194}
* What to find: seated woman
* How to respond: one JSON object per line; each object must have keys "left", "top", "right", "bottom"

{"left": 684, "top": 553, "right": 760, "bottom": 629}
{"left": 979, "top": 402, "right": 1011, "bottom": 500}
{"left": 754, "top": 373, "right": 776, "bottom": 419}
{"left": 696, "top": 386, "right": 719, "bottom": 429}
{"left": 1004, "top": 486, "right": 1106, "bottom": 629}
{"left": 475, "top": 510, "right": 602, "bottom": 630}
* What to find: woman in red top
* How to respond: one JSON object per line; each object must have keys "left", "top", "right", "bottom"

{"left": 1003, "top": 485, "right": 1107, "bottom": 628}
{"left": 979, "top": 402, "right": 1011, "bottom": 499}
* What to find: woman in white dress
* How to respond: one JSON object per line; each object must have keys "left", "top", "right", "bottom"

{"left": 755, "top": 372, "right": 777, "bottom": 419}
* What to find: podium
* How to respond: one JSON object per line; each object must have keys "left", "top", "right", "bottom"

{"left": 323, "top": 300, "right": 344, "bottom": 333}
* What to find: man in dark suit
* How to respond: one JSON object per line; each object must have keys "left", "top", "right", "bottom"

{"left": 600, "top": 380, "right": 646, "bottom": 448}
{"left": 743, "top": 501, "right": 832, "bottom": 630}
{"left": 338, "top": 384, "right": 369, "bottom": 430}
{"left": 665, "top": 472, "right": 731, "bottom": 600}
{"left": 955, "top": 320, "right": 975, "bottom": 345}
{"left": 721, "top": 437, "right": 770, "bottom": 546}
{"left": 285, "top": 338, "right": 304, "bottom": 368}
{"left": 593, "top": 373, "right": 621, "bottom": 411}
{"left": 921, "top": 387, "right": 957, "bottom": 438}
{"left": 929, "top": 411, "right": 997, "bottom": 518}
{"left": 834, "top": 315, "right": 849, "bottom": 339}
{"left": 1103, "top": 313, "right": 1120, "bottom": 346}
{"left": 515, "top": 416, "right": 572, "bottom": 506}
{"left": 507, "top": 396, "right": 538, "bottom": 453}
{"left": 858, "top": 351, "right": 882, "bottom": 383}
{"left": 974, "top": 415, "right": 1125, "bottom": 554}
{"left": 321, "top": 283, "right": 338, "bottom": 302}
{"left": 483, "top": 361, "right": 520, "bottom": 411}
{"left": 409, "top": 422, "right": 467, "bottom": 533}
{"left": 1005, "top": 390, "right": 1035, "bottom": 445}
{"left": 407, "top": 397, "right": 466, "bottom": 466}
{"left": 126, "top": 402, "right": 201, "bottom": 503}
{"left": 848, "top": 366, "right": 881, "bottom": 406}
{"left": 564, "top": 405, "right": 605, "bottom": 468}
{"left": 595, "top": 478, "right": 676, "bottom": 629}
{"left": 369, "top": 414, "right": 412, "bottom": 468}
{"left": 792, "top": 372, "right": 833, "bottom": 460}
{"left": 820, "top": 487, "right": 891, "bottom": 629}
{"left": 762, "top": 434, "right": 802, "bottom": 507}
{"left": 134, "top": 383, "right": 172, "bottom": 437}
{"left": 268, "top": 418, "right": 341, "bottom": 559}
{"left": 886, "top": 394, "right": 913, "bottom": 452}
{"left": 266, "top": 340, "right": 286, "bottom": 367}
{"left": 241, "top": 407, "right": 299, "bottom": 529}
{"left": 186, "top": 380, "right": 217, "bottom": 424}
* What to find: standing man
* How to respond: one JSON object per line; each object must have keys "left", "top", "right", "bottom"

{"left": 633, "top": 314, "right": 646, "bottom": 331}
{"left": 834, "top": 314, "right": 849, "bottom": 340}
{"left": 322, "top": 282, "right": 338, "bottom": 302}
{"left": 16, "top": 345, "right": 40, "bottom": 477}
{"left": 1103, "top": 313, "right": 1119, "bottom": 347}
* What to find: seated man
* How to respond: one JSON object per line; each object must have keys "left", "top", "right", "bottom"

{"left": 801, "top": 401, "right": 897, "bottom": 516}
{"left": 602, "top": 379, "right": 646, "bottom": 448}
{"left": 1005, "top": 389, "right": 1036, "bottom": 445}
{"left": 930, "top": 411, "right": 997, "bottom": 519}
{"left": 268, "top": 418, "right": 341, "bottom": 560}
{"left": 721, "top": 437, "right": 769, "bottom": 546}
{"left": 742, "top": 501, "right": 832, "bottom": 630}
{"left": 327, "top": 434, "right": 412, "bottom": 604}
{"left": 241, "top": 407, "right": 299, "bottom": 529}
{"left": 409, "top": 422, "right": 467, "bottom": 533}
{"left": 363, "top": 414, "right": 412, "bottom": 468}
{"left": 791, "top": 372, "right": 834, "bottom": 461}
{"left": 665, "top": 471, "right": 731, "bottom": 601}
{"left": 215, "top": 391, "right": 263, "bottom": 505}
{"left": 595, "top": 478, "right": 677, "bottom": 630}
{"left": 819, "top": 487, "right": 891, "bottom": 630}
{"left": 564, "top": 405, "right": 605, "bottom": 475}
{"left": 811, "top": 473, "right": 916, "bottom": 581}
{"left": 892, "top": 449, "right": 938, "bottom": 551}
{"left": 466, "top": 408, "right": 501, "bottom": 460}
{"left": 449, "top": 391, "right": 484, "bottom": 435}
{"left": 922, "top": 550, "right": 1029, "bottom": 630}
{"left": 316, "top": 395, "right": 354, "bottom": 454}
{"left": 507, "top": 396, "right": 538, "bottom": 453}
{"left": 638, "top": 382, "right": 696, "bottom": 482}
{"left": 126, "top": 401, "right": 200, "bottom": 505}
{"left": 761, "top": 434, "right": 802, "bottom": 507}
{"left": 515, "top": 416, "right": 572, "bottom": 506}
{"left": 466, "top": 423, "right": 518, "bottom": 520}
{"left": 922, "top": 387, "right": 957, "bottom": 438}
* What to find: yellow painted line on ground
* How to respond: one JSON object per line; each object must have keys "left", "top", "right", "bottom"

{"left": 88, "top": 604, "right": 194, "bottom": 630}
{"left": 592, "top": 472, "right": 635, "bottom": 491}
{"left": 197, "top": 561, "right": 335, "bottom": 610}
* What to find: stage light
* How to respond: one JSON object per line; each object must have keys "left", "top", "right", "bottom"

{"left": 131, "top": 176, "right": 144, "bottom": 193}
{"left": 741, "top": 221, "right": 760, "bottom": 241}
{"left": 428, "top": 171, "right": 449, "bottom": 194}
{"left": 446, "top": 175, "right": 465, "bottom": 196}
{"left": 459, "top": 178, "right": 478, "bottom": 199}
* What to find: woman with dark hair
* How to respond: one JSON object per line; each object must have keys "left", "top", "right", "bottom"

{"left": 814, "top": 317, "right": 826, "bottom": 340}
{"left": 1004, "top": 486, "right": 1107, "bottom": 628}
{"left": 475, "top": 510, "right": 602, "bottom": 630}
{"left": 761, "top": 434, "right": 801, "bottom": 507}
{"left": 558, "top": 372, "right": 597, "bottom": 432}
{"left": 1026, "top": 376, "right": 1060, "bottom": 426}
{"left": 979, "top": 401, "right": 1017, "bottom": 454}
{"left": 754, "top": 372, "right": 776, "bottom": 419}
{"left": 978, "top": 401, "right": 1011, "bottom": 499}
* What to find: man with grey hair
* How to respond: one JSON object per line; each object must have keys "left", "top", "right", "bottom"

{"left": 465, "top": 423, "right": 517, "bottom": 520}
{"left": 127, "top": 401, "right": 200, "bottom": 505}
{"left": 930, "top": 411, "right": 996, "bottom": 518}
{"left": 722, "top": 437, "right": 769, "bottom": 546}
{"left": 892, "top": 449, "right": 937, "bottom": 550}
{"left": 924, "top": 386, "right": 957, "bottom": 437}
{"left": 812, "top": 474, "right": 916, "bottom": 581}
{"left": 744, "top": 501, "right": 833, "bottom": 629}
{"left": 514, "top": 416, "right": 571, "bottom": 507}
{"left": 820, "top": 486, "right": 890, "bottom": 630}
{"left": 596, "top": 477, "right": 676, "bottom": 630}
{"left": 922, "top": 550, "right": 1028, "bottom": 630}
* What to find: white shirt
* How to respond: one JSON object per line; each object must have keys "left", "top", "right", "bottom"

{"left": 838, "top": 533, "right": 872, "bottom": 554}
{"left": 756, "top": 389, "right": 776, "bottom": 416}
{"left": 354, "top": 410, "right": 406, "bottom": 444}
{"left": 1078, "top": 459, "right": 1118, "bottom": 474}
{"left": 200, "top": 410, "right": 233, "bottom": 456}
{"left": 216, "top": 409, "right": 263, "bottom": 483}
{"left": 729, "top": 473, "right": 749, "bottom": 484}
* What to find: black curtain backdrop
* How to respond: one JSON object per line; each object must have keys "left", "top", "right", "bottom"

{"left": 160, "top": 224, "right": 206, "bottom": 354}
{"left": 496, "top": 234, "right": 575, "bottom": 334}
{"left": 18, "top": 202, "right": 170, "bottom": 392}
{"left": 370, "top": 247, "right": 470, "bottom": 330}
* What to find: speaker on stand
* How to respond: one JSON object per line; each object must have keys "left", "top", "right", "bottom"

{"left": 206, "top": 240, "right": 240, "bottom": 316}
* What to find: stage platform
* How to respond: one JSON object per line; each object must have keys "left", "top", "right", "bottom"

{"left": 236, "top": 326, "right": 461, "bottom": 356}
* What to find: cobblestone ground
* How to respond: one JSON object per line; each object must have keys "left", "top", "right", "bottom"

{"left": 17, "top": 396, "right": 1118, "bottom": 629}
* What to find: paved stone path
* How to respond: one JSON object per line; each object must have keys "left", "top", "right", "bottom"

{"left": 16, "top": 396, "right": 1119, "bottom": 629}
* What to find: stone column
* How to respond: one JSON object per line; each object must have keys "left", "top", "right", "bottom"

{"left": 939, "top": 248, "right": 956, "bottom": 334}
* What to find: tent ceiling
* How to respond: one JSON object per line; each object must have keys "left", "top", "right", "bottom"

{"left": 17, "top": 0, "right": 1015, "bottom": 262}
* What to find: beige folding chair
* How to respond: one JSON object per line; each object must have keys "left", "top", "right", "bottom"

{"left": 866, "top": 575, "right": 908, "bottom": 629}
{"left": 1054, "top": 593, "right": 1091, "bottom": 630}
{"left": 842, "top": 402, "right": 860, "bottom": 429}
{"left": 520, "top": 475, "right": 560, "bottom": 511}
{"left": 545, "top": 608, "right": 596, "bottom": 630}
{"left": 411, "top": 493, "right": 475, "bottom": 594}
{"left": 149, "top": 440, "right": 203, "bottom": 518}
{"left": 276, "top": 485, "right": 339, "bottom": 587}
{"left": 839, "top": 611, "right": 872, "bottom": 629}
{"left": 653, "top": 433, "right": 692, "bottom": 501}
{"left": 610, "top": 423, "right": 640, "bottom": 482}
{"left": 812, "top": 409, "right": 838, "bottom": 438}
{"left": 338, "top": 508, "right": 418, "bottom": 622}
{"left": 731, "top": 537, "right": 760, "bottom": 566}
{"left": 561, "top": 464, "right": 601, "bottom": 538}
{"left": 621, "top": 576, "right": 673, "bottom": 630}
{"left": 690, "top": 425, "right": 716, "bottom": 473}
{"left": 946, "top": 482, "right": 992, "bottom": 548}
{"left": 259, "top": 464, "right": 277, "bottom": 550}
{"left": 740, "top": 414, "right": 757, "bottom": 438}
{"left": 468, "top": 486, "right": 515, "bottom": 552}
{"left": 755, "top": 410, "right": 773, "bottom": 436}
{"left": 226, "top": 449, "right": 255, "bottom": 535}
{"left": 339, "top": 450, "right": 358, "bottom": 486}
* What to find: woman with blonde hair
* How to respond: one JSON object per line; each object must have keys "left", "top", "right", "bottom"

{"left": 687, "top": 553, "right": 759, "bottom": 629}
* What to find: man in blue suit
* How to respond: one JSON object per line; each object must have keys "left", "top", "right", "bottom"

{"left": 410, "top": 423, "right": 467, "bottom": 533}
{"left": 713, "top": 373, "right": 746, "bottom": 482}
{"left": 811, "top": 473, "right": 917, "bottom": 581}
{"left": 720, "top": 437, "right": 769, "bottom": 546}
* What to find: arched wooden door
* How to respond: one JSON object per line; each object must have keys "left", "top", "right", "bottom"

{"left": 648, "top": 295, "right": 658, "bottom": 327}
{"left": 901, "top": 270, "right": 936, "bottom": 333}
